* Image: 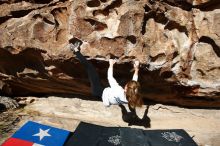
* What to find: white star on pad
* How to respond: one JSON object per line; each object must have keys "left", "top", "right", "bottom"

{"left": 33, "top": 128, "right": 51, "bottom": 141}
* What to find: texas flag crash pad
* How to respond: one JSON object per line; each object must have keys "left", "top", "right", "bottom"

{"left": 2, "top": 121, "right": 70, "bottom": 146}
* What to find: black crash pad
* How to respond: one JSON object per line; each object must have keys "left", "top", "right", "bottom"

{"left": 64, "top": 122, "right": 198, "bottom": 146}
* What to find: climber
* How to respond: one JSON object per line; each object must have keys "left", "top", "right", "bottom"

{"left": 69, "top": 38, "right": 143, "bottom": 108}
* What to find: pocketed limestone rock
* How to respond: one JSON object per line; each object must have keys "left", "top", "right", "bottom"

{"left": 0, "top": 0, "right": 220, "bottom": 107}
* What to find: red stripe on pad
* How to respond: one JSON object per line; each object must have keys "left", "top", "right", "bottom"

{"left": 2, "top": 137, "right": 34, "bottom": 146}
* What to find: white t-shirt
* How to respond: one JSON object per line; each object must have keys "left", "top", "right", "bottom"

{"left": 101, "top": 67, "right": 138, "bottom": 107}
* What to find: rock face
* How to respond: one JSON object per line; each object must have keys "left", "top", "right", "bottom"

{"left": 0, "top": 0, "right": 220, "bottom": 107}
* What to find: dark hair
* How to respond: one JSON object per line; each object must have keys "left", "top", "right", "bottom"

{"left": 125, "top": 80, "right": 143, "bottom": 108}
{"left": 68, "top": 37, "right": 83, "bottom": 46}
